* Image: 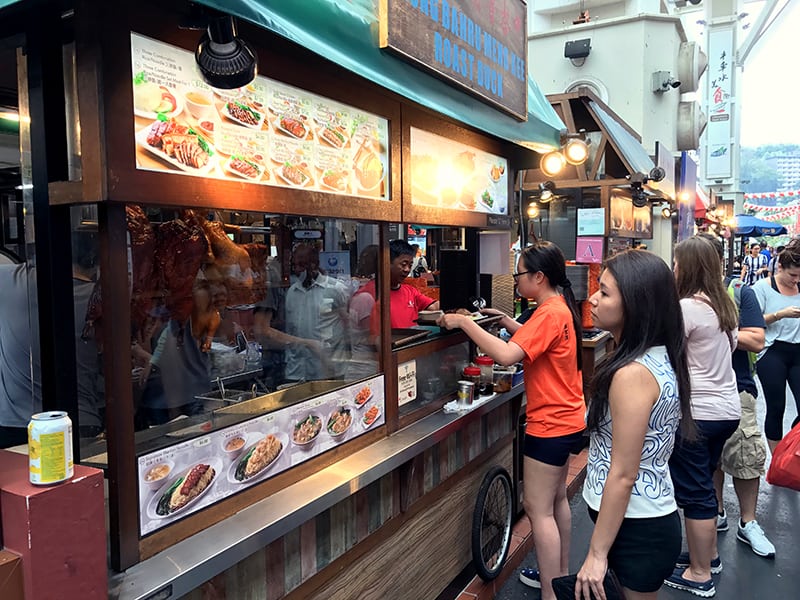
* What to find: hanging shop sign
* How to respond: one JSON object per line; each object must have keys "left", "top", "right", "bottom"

{"left": 131, "top": 33, "right": 390, "bottom": 200}
{"left": 409, "top": 127, "right": 508, "bottom": 215}
{"left": 705, "top": 27, "right": 734, "bottom": 181}
{"left": 380, "top": 0, "right": 528, "bottom": 120}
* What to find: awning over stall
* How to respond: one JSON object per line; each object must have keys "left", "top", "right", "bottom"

{"left": 521, "top": 91, "right": 658, "bottom": 190}
{"left": 694, "top": 186, "right": 710, "bottom": 218}
{"left": 588, "top": 100, "right": 655, "bottom": 176}
{"left": 194, "top": 0, "right": 565, "bottom": 151}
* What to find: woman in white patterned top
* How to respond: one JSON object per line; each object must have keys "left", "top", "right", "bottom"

{"left": 576, "top": 250, "right": 693, "bottom": 600}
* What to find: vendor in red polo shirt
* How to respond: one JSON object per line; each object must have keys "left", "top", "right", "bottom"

{"left": 354, "top": 239, "right": 439, "bottom": 329}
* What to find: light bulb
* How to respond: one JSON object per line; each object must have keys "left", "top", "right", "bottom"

{"left": 540, "top": 151, "right": 566, "bottom": 177}
{"left": 564, "top": 138, "right": 589, "bottom": 165}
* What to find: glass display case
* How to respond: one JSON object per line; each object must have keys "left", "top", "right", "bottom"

{"left": 76, "top": 206, "right": 383, "bottom": 465}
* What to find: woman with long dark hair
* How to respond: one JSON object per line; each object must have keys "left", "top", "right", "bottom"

{"left": 438, "top": 241, "right": 585, "bottom": 600}
{"left": 752, "top": 238, "right": 800, "bottom": 452}
{"left": 664, "top": 236, "right": 741, "bottom": 597}
{"left": 575, "top": 249, "right": 692, "bottom": 600}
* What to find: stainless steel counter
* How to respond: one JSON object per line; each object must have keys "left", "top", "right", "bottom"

{"left": 108, "top": 384, "right": 524, "bottom": 600}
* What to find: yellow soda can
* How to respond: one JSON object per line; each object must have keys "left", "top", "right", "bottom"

{"left": 28, "top": 411, "right": 74, "bottom": 485}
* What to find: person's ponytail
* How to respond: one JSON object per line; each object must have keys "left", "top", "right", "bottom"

{"left": 561, "top": 281, "right": 583, "bottom": 371}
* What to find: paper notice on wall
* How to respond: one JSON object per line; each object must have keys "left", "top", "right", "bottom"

{"left": 398, "top": 359, "right": 417, "bottom": 406}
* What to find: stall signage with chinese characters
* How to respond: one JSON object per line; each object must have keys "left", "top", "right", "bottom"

{"left": 409, "top": 128, "right": 508, "bottom": 215}
{"left": 380, "top": 0, "right": 527, "bottom": 119}
{"left": 131, "top": 33, "right": 389, "bottom": 199}
{"left": 136, "top": 376, "right": 385, "bottom": 536}
{"left": 705, "top": 27, "right": 734, "bottom": 180}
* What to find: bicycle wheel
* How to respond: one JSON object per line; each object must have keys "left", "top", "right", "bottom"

{"left": 471, "top": 465, "right": 513, "bottom": 581}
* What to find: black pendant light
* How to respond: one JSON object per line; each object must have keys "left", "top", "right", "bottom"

{"left": 195, "top": 14, "right": 257, "bottom": 90}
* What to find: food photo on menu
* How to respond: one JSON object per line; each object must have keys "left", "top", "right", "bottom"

{"left": 408, "top": 128, "right": 508, "bottom": 214}
{"left": 137, "top": 377, "right": 386, "bottom": 535}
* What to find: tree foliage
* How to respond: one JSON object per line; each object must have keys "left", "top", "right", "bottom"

{"left": 740, "top": 145, "right": 800, "bottom": 195}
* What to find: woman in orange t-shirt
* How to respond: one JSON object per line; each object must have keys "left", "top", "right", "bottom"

{"left": 438, "top": 241, "right": 585, "bottom": 600}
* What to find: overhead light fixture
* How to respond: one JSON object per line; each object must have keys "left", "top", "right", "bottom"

{"left": 661, "top": 207, "right": 677, "bottom": 219}
{"left": 527, "top": 202, "right": 539, "bottom": 219}
{"left": 563, "top": 135, "right": 589, "bottom": 165}
{"left": 195, "top": 14, "right": 258, "bottom": 90}
{"left": 631, "top": 185, "right": 648, "bottom": 208}
{"left": 539, "top": 181, "right": 556, "bottom": 202}
{"left": 628, "top": 167, "right": 665, "bottom": 208}
{"left": 540, "top": 151, "right": 566, "bottom": 177}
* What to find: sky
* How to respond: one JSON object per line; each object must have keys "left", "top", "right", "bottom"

{"left": 739, "top": 0, "right": 800, "bottom": 147}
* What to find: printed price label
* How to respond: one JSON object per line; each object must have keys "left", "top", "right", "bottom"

{"left": 398, "top": 360, "right": 417, "bottom": 406}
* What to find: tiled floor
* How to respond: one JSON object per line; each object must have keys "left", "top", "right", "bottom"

{"left": 454, "top": 448, "right": 588, "bottom": 600}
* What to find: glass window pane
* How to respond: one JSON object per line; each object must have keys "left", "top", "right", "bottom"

{"left": 89, "top": 207, "right": 384, "bottom": 456}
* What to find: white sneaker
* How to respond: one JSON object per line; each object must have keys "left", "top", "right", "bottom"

{"left": 716, "top": 509, "right": 728, "bottom": 532}
{"left": 737, "top": 520, "right": 776, "bottom": 558}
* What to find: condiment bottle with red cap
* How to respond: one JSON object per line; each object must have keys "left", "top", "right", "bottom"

{"left": 462, "top": 365, "right": 481, "bottom": 389}
{"left": 475, "top": 355, "right": 495, "bottom": 395}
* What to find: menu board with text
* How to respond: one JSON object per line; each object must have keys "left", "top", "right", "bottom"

{"left": 131, "top": 33, "right": 389, "bottom": 200}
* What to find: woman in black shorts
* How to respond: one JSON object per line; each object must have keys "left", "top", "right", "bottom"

{"left": 575, "top": 250, "right": 694, "bottom": 599}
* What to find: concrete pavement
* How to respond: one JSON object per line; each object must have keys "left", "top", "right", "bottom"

{"left": 450, "top": 384, "right": 799, "bottom": 600}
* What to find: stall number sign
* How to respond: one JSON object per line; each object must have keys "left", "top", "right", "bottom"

{"left": 398, "top": 359, "right": 418, "bottom": 406}
{"left": 380, "top": 0, "right": 528, "bottom": 120}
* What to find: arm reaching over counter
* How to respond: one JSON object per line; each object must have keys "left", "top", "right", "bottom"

{"left": 478, "top": 307, "right": 523, "bottom": 335}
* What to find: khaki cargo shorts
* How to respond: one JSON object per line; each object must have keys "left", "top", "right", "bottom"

{"left": 720, "top": 390, "right": 767, "bottom": 479}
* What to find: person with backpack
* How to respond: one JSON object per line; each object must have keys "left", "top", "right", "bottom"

{"left": 698, "top": 235, "right": 776, "bottom": 560}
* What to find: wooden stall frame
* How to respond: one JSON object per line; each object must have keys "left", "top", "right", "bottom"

{"left": 47, "top": 0, "right": 538, "bottom": 571}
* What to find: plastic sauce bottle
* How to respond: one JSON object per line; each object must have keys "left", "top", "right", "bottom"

{"left": 475, "top": 355, "right": 495, "bottom": 395}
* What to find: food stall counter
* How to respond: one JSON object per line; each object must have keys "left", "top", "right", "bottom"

{"left": 108, "top": 382, "right": 524, "bottom": 600}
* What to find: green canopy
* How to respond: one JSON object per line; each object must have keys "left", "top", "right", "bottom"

{"left": 195, "top": 0, "right": 564, "bottom": 151}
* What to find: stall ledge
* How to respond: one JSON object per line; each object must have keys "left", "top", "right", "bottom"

{"left": 109, "top": 385, "right": 524, "bottom": 600}
{"left": 0, "top": 449, "right": 107, "bottom": 600}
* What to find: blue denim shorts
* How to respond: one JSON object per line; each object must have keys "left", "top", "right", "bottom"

{"left": 523, "top": 430, "right": 585, "bottom": 467}
{"left": 669, "top": 419, "right": 739, "bottom": 519}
